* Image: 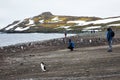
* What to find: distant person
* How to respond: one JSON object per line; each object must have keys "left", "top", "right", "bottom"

{"left": 64, "top": 31, "right": 67, "bottom": 38}
{"left": 64, "top": 31, "right": 67, "bottom": 43}
{"left": 106, "top": 27, "right": 115, "bottom": 52}
{"left": 68, "top": 39, "right": 75, "bottom": 51}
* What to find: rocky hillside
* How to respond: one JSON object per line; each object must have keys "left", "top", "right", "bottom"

{"left": 1, "top": 12, "right": 120, "bottom": 33}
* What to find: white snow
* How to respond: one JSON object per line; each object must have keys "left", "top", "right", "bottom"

{"left": 73, "top": 17, "right": 120, "bottom": 26}
{"left": 55, "top": 26, "right": 72, "bottom": 31}
{"left": 66, "top": 28, "right": 72, "bottom": 31}
{"left": 108, "top": 23, "right": 120, "bottom": 26}
{"left": 66, "top": 17, "right": 120, "bottom": 26}
{"left": 39, "top": 20, "right": 44, "bottom": 23}
{"left": 67, "top": 20, "right": 85, "bottom": 25}
{"left": 51, "top": 17, "right": 62, "bottom": 22}
{"left": 60, "top": 26, "right": 70, "bottom": 29}
{"left": 83, "top": 26, "right": 101, "bottom": 30}
{"left": 82, "top": 29, "right": 101, "bottom": 32}
{"left": 82, "top": 26, "right": 101, "bottom": 32}
{"left": 25, "top": 19, "right": 34, "bottom": 26}
{"left": 5, "top": 21, "right": 21, "bottom": 30}
{"left": 29, "top": 19, "right": 34, "bottom": 24}
{"left": 52, "top": 17, "right": 59, "bottom": 21}
{"left": 5, "top": 25, "right": 15, "bottom": 30}
{"left": 55, "top": 26, "right": 70, "bottom": 29}
{"left": 15, "top": 27, "right": 30, "bottom": 31}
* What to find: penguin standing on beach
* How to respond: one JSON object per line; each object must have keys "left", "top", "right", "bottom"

{"left": 89, "top": 39, "right": 92, "bottom": 43}
{"left": 40, "top": 62, "right": 46, "bottom": 72}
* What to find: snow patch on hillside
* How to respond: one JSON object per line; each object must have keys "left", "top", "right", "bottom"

{"left": 15, "top": 27, "right": 30, "bottom": 31}
{"left": 52, "top": 17, "right": 59, "bottom": 21}
{"left": 39, "top": 20, "right": 44, "bottom": 23}
{"left": 77, "top": 17, "right": 120, "bottom": 26}
{"left": 60, "top": 26, "right": 70, "bottom": 29}
{"left": 29, "top": 19, "right": 34, "bottom": 24}
{"left": 5, "top": 20, "right": 22, "bottom": 30}
{"left": 108, "top": 24, "right": 120, "bottom": 26}
{"left": 55, "top": 26, "right": 72, "bottom": 31}
{"left": 51, "top": 17, "right": 62, "bottom": 23}
{"left": 24, "top": 19, "right": 36, "bottom": 27}
{"left": 67, "top": 20, "right": 85, "bottom": 25}
{"left": 83, "top": 26, "right": 101, "bottom": 30}
{"left": 82, "top": 26, "right": 102, "bottom": 32}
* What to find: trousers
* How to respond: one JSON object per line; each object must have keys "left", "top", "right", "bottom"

{"left": 108, "top": 40, "right": 112, "bottom": 50}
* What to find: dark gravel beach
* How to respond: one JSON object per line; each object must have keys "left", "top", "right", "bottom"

{"left": 0, "top": 31, "right": 120, "bottom": 80}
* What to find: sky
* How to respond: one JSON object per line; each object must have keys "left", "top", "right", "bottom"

{"left": 0, "top": 0, "right": 120, "bottom": 28}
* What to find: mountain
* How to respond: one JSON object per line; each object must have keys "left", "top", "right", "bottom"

{"left": 1, "top": 12, "right": 120, "bottom": 33}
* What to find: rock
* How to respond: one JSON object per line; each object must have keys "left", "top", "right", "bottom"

{"left": 20, "top": 63, "right": 24, "bottom": 66}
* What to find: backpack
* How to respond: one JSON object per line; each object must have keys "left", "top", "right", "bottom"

{"left": 111, "top": 31, "right": 115, "bottom": 37}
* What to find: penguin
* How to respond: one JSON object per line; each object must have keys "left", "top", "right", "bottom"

{"left": 89, "top": 39, "right": 92, "bottom": 43}
{"left": 40, "top": 62, "right": 46, "bottom": 72}
{"left": 80, "top": 38, "right": 83, "bottom": 43}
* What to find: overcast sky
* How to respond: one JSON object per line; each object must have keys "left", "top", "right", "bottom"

{"left": 0, "top": 0, "right": 120, "bottom": 28}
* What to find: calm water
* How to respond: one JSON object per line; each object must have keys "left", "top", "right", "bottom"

{"left": 0, "top": 33, "right": 75, "bottom": 47}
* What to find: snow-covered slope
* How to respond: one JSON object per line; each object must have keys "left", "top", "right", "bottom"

{"left": 1, "top": 12, "right": 120, "bottom": 33}
{"left": 76, "top": 17, "right": 120, "bottom": 26}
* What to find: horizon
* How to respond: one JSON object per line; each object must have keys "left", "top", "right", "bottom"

{"left": 0, "top": 0, "right": 120, "bottom": 29}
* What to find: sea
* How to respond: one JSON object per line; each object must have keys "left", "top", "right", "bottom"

{"left": 0, "top": 33, "right": 76, "bottom": 47}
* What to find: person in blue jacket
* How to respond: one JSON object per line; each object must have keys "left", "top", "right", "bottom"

{"left": 106, "top": 27, "right": 113, "bottom": 52}
{"left": 68, "top": 39, "right": 75, "bottom": 51}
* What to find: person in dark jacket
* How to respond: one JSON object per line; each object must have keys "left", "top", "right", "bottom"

{"left": 106, "top": 27, "right": 113, "bottom": 52}
{"left": 68, "top": 39, "right": 74, "bottom": 51}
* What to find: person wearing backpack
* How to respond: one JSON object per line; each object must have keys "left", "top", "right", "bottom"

{"left": 106, "top": 27, "right": 115, "bottom": 52}
{"left": 68, "top": 39, "right": 75, "bottom": 51}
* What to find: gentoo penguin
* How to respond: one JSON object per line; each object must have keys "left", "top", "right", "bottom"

{"left": 89, "top": 39, "right": 92, "bottom": 43}
{"left": 40, "top": 62, "right": 46, "bottom": 72}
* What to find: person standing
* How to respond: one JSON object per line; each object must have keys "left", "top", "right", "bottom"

{"left": 64, "top": 31, "right": 67, "bottom": 43}
{"left": 64, "top": 31, "right": 67, "bottom": 38}
{"left": 106, "top": 27, "right": 114, "bottom": 52}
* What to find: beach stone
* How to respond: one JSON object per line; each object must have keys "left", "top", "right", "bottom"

{"left": 20, "top": 63, "right": 24, "bottom": 66}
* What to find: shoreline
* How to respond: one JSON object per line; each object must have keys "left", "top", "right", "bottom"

{"left": 0, "top": 31, "right": 120, "bottom": 54}
{"left": 0, "top": 33, "right": 76, "bottom": 47}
